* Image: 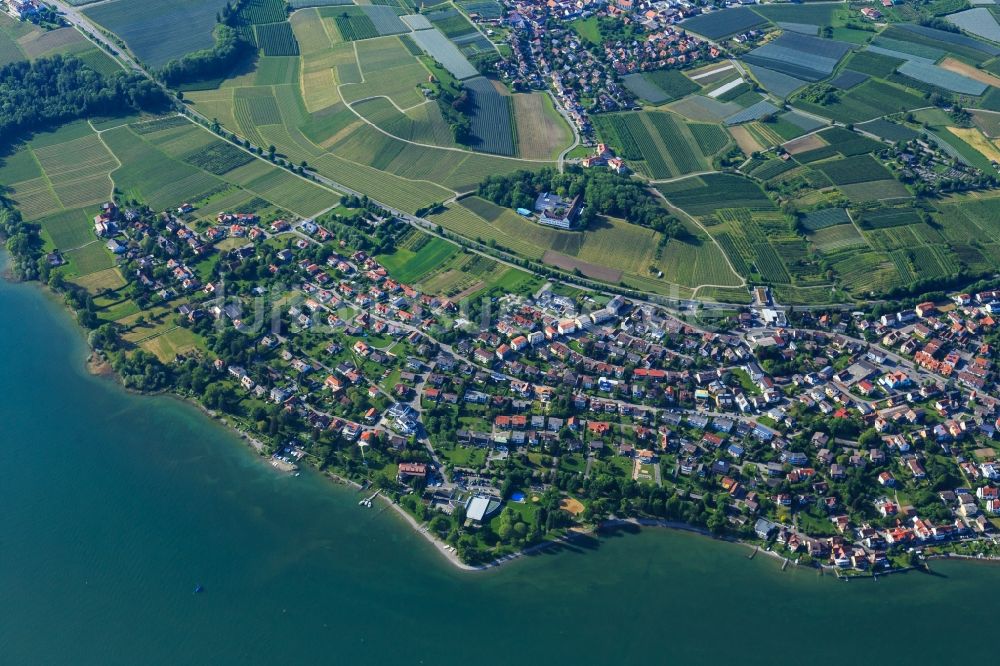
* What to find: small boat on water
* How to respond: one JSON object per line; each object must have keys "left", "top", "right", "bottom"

{"left": 194, "top": 584, "right": 204, "bottom": 594}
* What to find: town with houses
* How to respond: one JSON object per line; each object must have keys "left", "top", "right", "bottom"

{"left": 496, "top": 0, "right": 718, "bottom": 139}
{"left": 78, "top": 191, "right": 1000, "bottom": 569}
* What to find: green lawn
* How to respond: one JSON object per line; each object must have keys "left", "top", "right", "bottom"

{"left": 376, "top": 236, "right": 459, "bottom": 283}
{"left": 559, "top": 453, "right": 586, "bottom": 473}
{"left": 441, "top": 445, "right": 486, "bottom": 468}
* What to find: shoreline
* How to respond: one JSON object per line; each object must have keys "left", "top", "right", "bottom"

{"left": 5, "top": 269, "right": 997, "bottom": 579}
{"left": 70, "top": 350, "right": 1000, "bottom": 576}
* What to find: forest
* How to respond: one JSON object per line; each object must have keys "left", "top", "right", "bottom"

{"left": 0, "top": 56, "right": 167, "bottom": 147}
{"left": 158, "top": 25, "right": 250, "bottom": 86}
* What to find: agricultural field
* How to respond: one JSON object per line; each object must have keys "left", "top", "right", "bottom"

{"left": 332, "top": 7, "right": 380, "bottom": 41}
{"left": 464, "top": 76, "right": 516, "bottom": 157}
{"left": 622, "top": 68, "right": 699, "bottom": 105}
{"left": 856, "top": 118, "right": 919, "bottom": 143}
{"left": 353, "top": 97, "right": 456, "bottom": 147}
{"left": 457, "top": 0, "right": 503, "bottom": 20}
{"left": 838, "top": 179, "right": 911, "bottom": 203}
{"left": 896, "top": 60, "right": 986, "bottom": 96}
{"left": 254, "top": 22, "right": 300, "bottom": 57}
{"left": 841, "top": 50, "right": 903, "bottom": 78}
{"left": 886, "top": 23, "right": 1000, "bottom": 62}
{"left": 84, "top": 0, "right": 229, "bottom": 69}
{"left": 34, "top": 116, "right": 337, "bottom": 219}
{"left": 394, "top": 240, "right": 539, "bottom": 300}
{"left": 2, "top": 122, "right": 116, "bottom": 221}
{"left": 511, "top": 93, "right": 574, "bottom": 160}
{"left": 747, "top": 156, "right": 795, "bottom": 180}
{"left": 426, "top": 6, "right": 477, "bottom": 39}
{"left": 591, "top": 111, "right": 731, "bottom": 179}
{"left": 237, "top": 0, "right": 288, "bottom": 25}
{"left": 341, "top": 36, "right": 428, "bottom": 109}
{"left": 751, "top": 3, "right": 843, "bottom": 27}
{"left": 800, "top": 207, "right": 851, "bottom": 232}
{"left": 37, "top": 208, "right": 98, "bottom": 250}
{"left": 724, "top": 100, "right": 781, "bottom": 126}
{"left": 0, "top": 17, "right": 121, "bottom": 72}
{"left": 657, "top": 174, "right": 775, "bottom": 217}
{"left": 362, "top": 6, "right": 409, "bottom": 36}
{"left": 680, "top": 8, "right": 767, "bottom": 40}
{"left": 64, "top": 241, "right": 116, "bottom": 278}
{"left": 827, "top": 70, "right": 869, "bottom": 91}
{"left": 793, "top": 79, "right": 927, "bottom": 125}
{"left": 696, "top": 207, "right": 826, "bottom": 286}
{"left": 808, "top": 222, "right": 867, "bottom": 253}
{"left": 746, "top": 64, "right": 807, "bottom": 99}
{"left": 182, "top": 140, "right": 255, "bottom": 175}
{"left": 410, "top": 28, "right": 478, "bottom": 79}
{"left": 289, "top": 0, "right": 353, "bottom": 6}
{"left": 743, "top": 32, "right": 853, "bottom": 82}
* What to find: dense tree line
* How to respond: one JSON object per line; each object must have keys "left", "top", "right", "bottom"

{"left": 0, "top": 56, "right": 167, "bottom": 148}
{"left": 919, "top": 17, "right": 960, "bottom": 33}
{"left": 0, "top": 198, "right": 43, "bottom": 280}
{"left": 158, "top": 25, "right": 250, "bottom": 86}
{"left": 478, "top": 167, "right": 683, "bottom": 237}
{"left": 434, "top": 79, "right": 472, "bottom": 143}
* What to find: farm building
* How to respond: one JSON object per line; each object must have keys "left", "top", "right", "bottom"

{"left": 5, "top": 0, "right": 38, "bottom": 19}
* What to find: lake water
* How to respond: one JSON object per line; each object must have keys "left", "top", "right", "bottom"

{"left": 1, "top": 259, "right": 998, "bottom": 665}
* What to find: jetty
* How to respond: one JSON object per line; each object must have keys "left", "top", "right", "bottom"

{"left": 270, "top": 457, "right": 297, "bottom": 473}
{"left": 748, "top": 546, "right": 758, "bottom": 560}
{"left": 359, "top": 490, "right": 380, "bottom": 508}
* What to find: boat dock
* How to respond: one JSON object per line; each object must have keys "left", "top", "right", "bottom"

{"left": 359, "top": 490, "right": 380, "bottom": 507}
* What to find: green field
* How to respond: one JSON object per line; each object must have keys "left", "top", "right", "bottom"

{"left": 793, "top": 79, "right": 927, "bottom": 124}
{"left": 65, "top": 241, "right": 116, "bottom": 277}
{"left": 37, "top": 208, "right": 96, "bottom": 250}
{"left": 3, "top": 122, "right": 116, "bottom": 221}
{"left": 592, "top": 111, "right": 731, "bottom": 179}
{"left": 656, "top": 174, "right": 775, "bottom": 217}
{"left": 332, "top": 8, "right": 379, "bottom": 41}
{"left": 376, "top": 234, "right": 459, "bottom": 283}
{"left": 813, "top": 154, "right": 894, "bottom": 186}
{"left": 84, "top": 0, "right": 229, "bottom": 69}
